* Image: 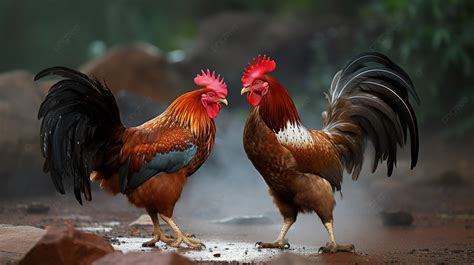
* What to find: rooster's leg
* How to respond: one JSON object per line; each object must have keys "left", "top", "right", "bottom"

{"left": 142, "top": 211, "right": 174, "bottom": 247}
{"left": 142, "top": 211, "right": 160, "bottom": 247}
{"left": 160, "top": 214, "right": 204, "bottom": 249}
{"left": 319, "top": 221, "right": 355, "bottom": 253}
{"left": 256, "top": 218, "right": 293, "bottom": 249}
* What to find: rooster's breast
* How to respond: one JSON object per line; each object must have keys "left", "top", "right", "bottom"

{"left": 243, "top": 111, "right": 298, "bottom": 194}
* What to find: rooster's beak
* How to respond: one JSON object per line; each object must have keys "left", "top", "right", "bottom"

{"left": 241, "top": 87, "right": 250, "bottom": 95}
{"left": 218, "top": 98, "right": 228, "bottom": 106}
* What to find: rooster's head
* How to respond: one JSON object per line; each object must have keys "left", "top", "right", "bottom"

{"left": 240, "top": 54, "right": 277, "bottom": 106}
{"left": 194, "top": 69, "right": 228, "bottom": 119}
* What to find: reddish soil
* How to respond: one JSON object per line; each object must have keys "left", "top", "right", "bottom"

{"left": 1, "top": 138, "right": 473, "bottom": 264}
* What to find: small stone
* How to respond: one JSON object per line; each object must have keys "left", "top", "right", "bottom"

{"left": 213, "top": 253, "right": 221, "bottom": 257}
{"left": 129, "top": 214, "right": 153, "bottom": 226}
{"left": 25, "top": 203, "right": 50, "bottom": 214}
{"left": 380, "top": 211, "right": 414, "bottom": 226}
{"left": 130, "top": 227, "right": 141, "bottom": 236}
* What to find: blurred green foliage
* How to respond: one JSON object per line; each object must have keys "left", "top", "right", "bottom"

{"left": 0, "top": 0, "right": 471, "bottom": 135}
{"left": 368, "top": 0, "right": 473, "bottom": 136}
{"left": 308, "top": 0, "right": 473, "bottom": 136}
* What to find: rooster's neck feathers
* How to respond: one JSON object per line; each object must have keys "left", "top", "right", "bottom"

{"left": 146, "top": 89, "right": 215, "bottom": 139}
{"left": 257, "top": 76, "right": 302, "bottom": 134}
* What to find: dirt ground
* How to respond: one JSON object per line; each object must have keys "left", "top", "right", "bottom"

{"left": 0, "top": 183, "right": 472, "bottom": 264}
{"left": 1, "top": 138, "right": 473, "bottom": 264}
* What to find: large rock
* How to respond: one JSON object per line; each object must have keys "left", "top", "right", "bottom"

{"left": 0, "top": 71, "right": 52, "bottom": 197}
{"left": 93, "top": 252, "right": 195, "bottom": 265}
{"left": 19, "top": 226, "right": 115, "bottom": 265}
{"left": 0, "top": 225, "right": 46, "bottom": 265}
{"left": 114, "top": 90, "right": 164, "bottom": 127}
{"left": 81, "top": 43, "right": 182, "bottom": 103}
{"left": 0, "top": 68, "right": 167, "bottom": 198}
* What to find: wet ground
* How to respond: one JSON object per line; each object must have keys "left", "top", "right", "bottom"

{"left": 1, "top": 139, "right": 473, "bottom": 263}
{"left": 0, "top": 184, "right": 472, "bottom": 264}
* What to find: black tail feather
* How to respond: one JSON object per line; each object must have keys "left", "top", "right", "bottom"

{"left": 323, "top": 52, "right": 419, "bottom": 179}
{"left": 37, "top": 67, "right": 124, "bottom": 204}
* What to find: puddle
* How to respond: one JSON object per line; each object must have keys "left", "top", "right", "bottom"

{"left": 112, "top": 237, "right": 318, "bottom": 263}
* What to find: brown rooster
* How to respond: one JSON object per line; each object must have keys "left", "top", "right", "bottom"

{"left": 240, "top": 53, "right": 419, "bottom": 253}
{"left": 37, "top": 67, "right": 228, "bottom": 249}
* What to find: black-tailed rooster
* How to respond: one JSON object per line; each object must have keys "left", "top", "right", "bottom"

{"left": 240, "top": 53, "right": 419, "bottom": 252}
{"left": 37, "top": 67, "right": 228, "bottom": 249}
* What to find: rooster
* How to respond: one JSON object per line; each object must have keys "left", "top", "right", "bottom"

{"left": 240, "top": 53, "right": 419, "bottom": 253}
{"left": 37, "top": 67, "right": 228, "bottom": 249}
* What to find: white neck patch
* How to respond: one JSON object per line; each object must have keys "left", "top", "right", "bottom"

{"left": 276, "top": 121, "right": 314, "bottom": 147}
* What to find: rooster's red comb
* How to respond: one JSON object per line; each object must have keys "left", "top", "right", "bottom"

{"left": 194, "top": 69, "right": 227, "bottom": 97}
{"left": 241, "top": 54, "right": 277, "bottom": 87}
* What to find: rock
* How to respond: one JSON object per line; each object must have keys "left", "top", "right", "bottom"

{"left": 129, "top": 214, "right": 153, "bottom": 227}
{"left": 436, "top": 170, "right": 466, "bottom": 187}
{"left": 19, "top": 226, "right": 115, "bottom": 265}
{"left": 0, "top": 71, "right": 45, "bottom": 144}
{"left": 81, "top": 42, "right": 182, "bottom": 103}
{"left": 0, "top": 225, "right": 46, "bottom": 265}
{"left": 212, "top": 215, "right": 273, "bottom": 225}
{"left": 114, "top": 90, "right": 165, "bottom": 127}
{"left": 93, "top": 251, "right": 195, "bottom": 265}
{"left": 25, "top": 203, "right": 50, "bottom": 214}
{"left": 0, "top": 71, "right": 52, "bottom": 198}
{"left": 380, "top": 210, "right": 414, "bottom": 227}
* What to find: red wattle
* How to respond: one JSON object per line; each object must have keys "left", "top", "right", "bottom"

{"left": 205, "top": 103, "right": 221, "bottom": 119}
{"left": 247, "top": 92, "right": 262, "bottom": 106}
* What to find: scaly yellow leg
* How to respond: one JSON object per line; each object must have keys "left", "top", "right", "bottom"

{"left": 256, "top": 218, "right": 293, "bottom": 249}
{"left": 319, "top": 221, "right": 355, "bottom": 253}
{"left": 160, "top": 214, "right": 204, "bottom": 249}
{"left": 141, "top": 212, "right": 174, "bottom": 247}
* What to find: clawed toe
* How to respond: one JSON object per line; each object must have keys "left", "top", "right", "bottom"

{"left": 165, "top": 234, "right": 204, "bottom": 250}
{"left": 142, "top": 240, "right": 157, "bottom": 248}
{"left": 319, "top": 243, "right": 355, "bottom": 254}
{"left": 168, "top": 238, "right": 182, "bottom": 248}
{"left": 160, "top": 234, "right": 175, "bottom": 244}
{"left": 338, "top": 244, "right": 355, "bottom": 252}
{"left": 183, "top": 232, "right": 195, "bottom": 238}
{"left": 255, "top": 241, "right": 290, "bottom": 249}
{"left": 182, "top": 235, "right": 204, "bottom": 249}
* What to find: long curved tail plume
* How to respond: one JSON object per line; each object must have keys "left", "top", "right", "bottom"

{"left": 36, "top": 67, "right": 125, "bottom": 204}
{"left": 322, "top": 52, "right": 419, "bottom": 180}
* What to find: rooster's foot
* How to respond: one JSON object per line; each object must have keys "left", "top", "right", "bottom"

{"left": 160, "top": 233, "right": 175, "bottom": 244}
{"left": 183, "top": 232, "right": 195, "bottom": 238}
{"left": 168, "top": 233, "right": 204, "bottom": 249}
{"left": 142, "top": 236, "right": 159, "bottom": 247}
{"left": 318, "top": 242, "right": 355, "bottom": 253}
{"left": 255, "top": 240, "right": 290, "bottom": 249}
